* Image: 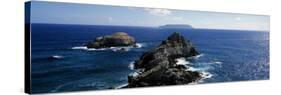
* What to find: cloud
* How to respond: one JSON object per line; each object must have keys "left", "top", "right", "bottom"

{"left": 172, "top": 16, "right": 183, "bottom": 20}
{"left": 107, "top": 17, "right": 113, "bottom": 23}
{"left": 144, "top": 8, "right": 171, "bottom": 16}
{"left": 235, "top": 17, "right": 241, "bottom": 21}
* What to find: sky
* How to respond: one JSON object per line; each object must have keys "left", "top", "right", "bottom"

{"left": 30, "top": 1, "right": 270, "bottom": 31}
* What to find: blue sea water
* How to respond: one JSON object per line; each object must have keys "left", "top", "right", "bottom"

{"left": 31, "top": 23, "right": 269, "bottom": 93}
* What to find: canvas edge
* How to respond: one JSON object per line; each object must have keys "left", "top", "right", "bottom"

{"left": 24, "top": 1, "right": 31, "bottom": 94}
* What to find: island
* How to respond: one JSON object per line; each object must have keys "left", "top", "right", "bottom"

{"left": 158, "top": 24, "right": 193, "bottom": 29}
{"left": 124, "top": 32, "right": 202, "bottom": 88}
{"left": 86, "top": 32, "right": 137, "bottom": 49}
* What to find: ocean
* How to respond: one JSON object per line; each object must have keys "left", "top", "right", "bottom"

{"left": 31, "top": 23, "right": 269, "bottom": 93}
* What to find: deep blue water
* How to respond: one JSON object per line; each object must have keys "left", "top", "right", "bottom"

{"left": 31, "top": 23, "right": 269, "bottom": 93}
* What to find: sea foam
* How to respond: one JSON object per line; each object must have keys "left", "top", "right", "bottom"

{"left": 128, "top": 61, "right": 135, "bottom": 70}
{"left": 71, "top": 46, "right": 87, "bottom": 50}
{"left": 176, "top": 58, "right": 191, "bottom": 65}
{"left": 187, "top": 54, "right": 204, "bottom": 59}
{"left": 175, "top": 56, "right": 214, "bottom": 80}
{"left": 49, "top": 55, "right": 64, "bottom": 59}
{"left": 71, "top": 43, "right": 145, "bottom": 51}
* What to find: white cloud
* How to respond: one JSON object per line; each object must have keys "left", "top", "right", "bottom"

{"left": 107, "top": 17, "right": 113, "bottom": 23}
{"left": 144, "top": 8, "right": 171, "bottom": 16}
{"left": 235, "top": 17, "right": 241, "bottom": 21}
{"left": 172, "top": 16, "right": 183, "bottom": 20}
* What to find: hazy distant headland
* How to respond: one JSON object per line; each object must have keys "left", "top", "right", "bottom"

{"left": 159, "top": 24, "right": 193, "bottom": 29}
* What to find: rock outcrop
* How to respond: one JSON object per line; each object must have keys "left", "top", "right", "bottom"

{"left": 86, "top": 32, "right": 136, "bottom": 49}
{"left": 125, "top": 32, "right": 201, "bottom": 87}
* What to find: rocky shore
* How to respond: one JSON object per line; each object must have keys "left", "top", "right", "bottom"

{"left": 124, "top": 32, "right": 202, "bottom": 88}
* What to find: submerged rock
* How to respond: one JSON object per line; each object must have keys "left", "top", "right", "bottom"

{"left": 86, "top": 32, "right": 136, "bottom": 49}
{"left": 125, "top": 32, "right": 201, "bottom": 88}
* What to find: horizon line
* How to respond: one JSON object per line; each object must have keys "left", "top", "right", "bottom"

{"left": 29, "top": 22, "right": 269, "bottom": 32}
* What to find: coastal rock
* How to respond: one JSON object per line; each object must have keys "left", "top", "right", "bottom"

{"left": 86, "top": 32, "right": 136, "bottom": 48}
{"left": 125, "top": 32, "right": 201, "bottom": 87}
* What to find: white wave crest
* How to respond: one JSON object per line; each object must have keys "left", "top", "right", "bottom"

{"left": 213, "top": 61, "right": 222, "bottom": 64}
{"left": 135, "top": 43, "right": 144, "bottom": 48}
{"left": 115, "top": 83, "right": 128, "bottom": 89}
{"left": 111, "top": 47, "right": 130, "bottom": 52}
{"left": 195, "top": 54, "right": 204, "bottom": 59}
{"left": 175, "top": 58, "right": 191, "bottom": 65}
{"left": 51, "top": 55, "right": 64, "bottom": 59}
{"left": 128, "top": 61, "right": 135, "bottom": 70}
{"left": 175, "top": 57, "right": 213, "bottom": 81}
{"left": 129, "top": 72, "right": 139, "bottom": 77}
{"left": 87, "top": 48, "right": 107, "bottom": 51}
{"left": 71, "top": 43, "right": 145, "bottom": 52}
{"left": 186, "top": 66, "right": 212, "bottom": 71}
{"left": 71, "top": 46, "right": 88, "bottom": 50}
{"left": 188, "top": 54, "right": 204, "bottom": 59}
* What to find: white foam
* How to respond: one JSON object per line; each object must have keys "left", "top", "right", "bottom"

{"left": 71, "top": 46, "right": 87, "bottom": 50}
{"left": 115, "top": 83, "right": 128, "bottom": 89}
{"left": 187, "top": 71, "right": 213, "bottom": 84}
{"left": 128, "top": 61, "right": 135, "bottom": 70}
{"left": 71, "top": 43, "right": 144, "bottom": 52}
{"left": 187, "top": 66, "right": 212, "bottom": 71}
{"left": 112, "top": 47, "right": 130, "bottom": 52}
{"left": 187, "top": 54, "right": 205, "bottom": 60}
{"left": 175, "top": 58, "right": 191, "bottom": 65}
{"left": 86, "top": 48, "right": 107, "bottom": 51}
{"left": 130, "top": 72, "right": 139, "bottom": 77}
{"left": 213, "top": 61, "right": 222, "bottom": 64}
{"left": 72, "top": 46, "right": 112, "bottom": 51}
{"left": 194, "top": 54, "right": 204, "bottom": 59}
{"left": 52, "top": 55, "right": 64, "bottom": 59}
{"left": 135, "top": 43, "right": 144, "bottom": 48}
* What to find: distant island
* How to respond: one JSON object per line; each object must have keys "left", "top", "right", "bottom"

{"left": 158, "top": 24, "right": 193, "bottom": 29}
{"left": 86, "top": 32, "right": 137, "bottom": 49}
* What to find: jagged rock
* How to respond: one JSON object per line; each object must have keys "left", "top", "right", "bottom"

{"left": 86, "top": 32, "right": 136, "bottom": 48}
{"left": 125, "top": 32, "right": 201, "bottom": 88}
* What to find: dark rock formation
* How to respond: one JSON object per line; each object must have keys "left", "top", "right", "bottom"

{"left": 125, "top": 32, "right": 201, "bottom": 88}
{"left": 86, "top": 32, "right": 136, "bottom": 48}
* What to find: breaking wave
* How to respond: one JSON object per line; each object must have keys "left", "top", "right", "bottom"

{"left": 48, "top": 55, "right": 64, "bottom": 60}
{"left": 71, "top": 43, "right": 145, "bottom": 52}
{"left": 175, "top": 56, "right": 221, "bottom": 82}
{"left": 128, "top": 61, "right": 135, "bottom": 70}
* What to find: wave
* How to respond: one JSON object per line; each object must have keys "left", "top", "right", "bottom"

{"left": 47, "top": 55, "right": 64, "bottom": 60}
{"left": 128, "top": 61, "right": 135, "bottom": 70}
{"left": 129, "top": 72, "right": 139, "bottom": 77}
{"left": 176, "top": 58, "right": 191, "bottom": 65}
{"left": 71, "top": 46, "right": 87, "bottom": 50}
{"left": 71, "top": 43, "right": 145, "bottom": 52}
{"left": 187, "top": 66, "right": 212, "bottom": 71}
{"left": 213, "top": 61, "right": 222, "bottom": 64}
{"left": 175, "top": 57, "right": 214, "bottom": 81}
{"left": 135, "top": 43, "right": 144, "bottom": 48}
{"left": 188, "top": 54, "right": 204, "bottom": 59}
{"left": 72, "top": 46, "right": 107, "bottom": 51}
{"left": 115, "top": 83, "right": 128, "bottom": 89}
{"left": 195, "top": 54, "right": 204, "bottom": 59}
